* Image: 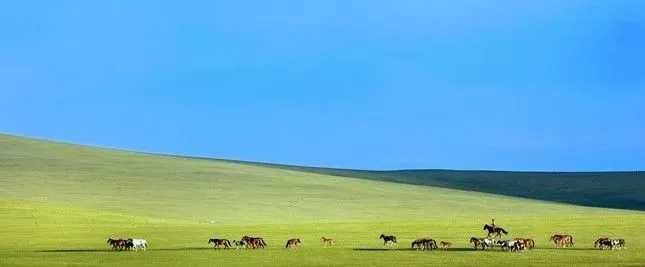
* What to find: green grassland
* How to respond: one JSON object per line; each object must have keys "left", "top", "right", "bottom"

{"left": 1, "top": 133, "right": 644, "bottom": 266}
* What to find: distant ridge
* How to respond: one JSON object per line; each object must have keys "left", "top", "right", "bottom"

{"left": 172, "top": 156, "right": 645, "bottom": 211}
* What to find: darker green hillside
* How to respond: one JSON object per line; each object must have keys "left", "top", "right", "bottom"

{"left": 212, "top": 160, "right": 645, "bottom": 211}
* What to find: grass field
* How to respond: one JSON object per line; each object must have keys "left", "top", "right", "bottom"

{"left": 1, "top": 133, "right": 644, "bottom": 266}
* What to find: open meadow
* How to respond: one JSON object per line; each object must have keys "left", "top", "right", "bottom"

{"left": 1, "top": 134, "right": 644, "bottom": 266}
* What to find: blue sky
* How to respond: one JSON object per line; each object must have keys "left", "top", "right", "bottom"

{"left": 1, "top": 1, "right": 643, "bottom": 171}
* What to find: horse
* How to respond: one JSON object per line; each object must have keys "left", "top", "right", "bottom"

{"left": 483, "top": 224, "right": 508, "bottom": 238}
{"left": 612, "top": 239, "right": 625, "bottom": 249}
{"left": 130, "top": 239, "right": 148, "bottom": 251}
{"left": 242, "top": 236, "right": 266, "bottom": 249}
{"left": 497, "top": 240, "right": 525, "bottom": 252}
{"left": 550, "top": 234, "right": 574, "bottom": 248}
{"left": 379, "top": 234, "right": 397, "bottom": 247}
{"left": 439, "top": 241, "right": 452, "bottom": 250}
{"left": 107, "top": 238, "right": 127, "bottom": 250}
{"left": 469, "top": 237, "right": 483, "bottom": 249}
{"left": 514, "top": 238, "right": 535, "bottom": 249}
{"left": 321, "top": 237, "right": 335, "bottom": 247}
{"left": 411, "top": 238, "right": 436, "bottom": 250}
{"left": 411, "top": 239, "right": 425, "bottom": 250}
{"left": 594, "top": 237, "right": 609, "bottom": 249}
{"left": 208, "top": 238, "right": 231, "bottom": 249}
{"left": 285, "top": 238, "right": 301, "bottom": 248}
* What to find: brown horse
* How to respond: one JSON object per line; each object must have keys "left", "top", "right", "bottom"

{"left": 107, "top": 238, "right": 127, "bottom": 250}
{"left": 550, "top": 234, "right": 574, "bottom": 248}
{"left": 285, "top": 238, "right": 301, "bottom": 248}
{"left": 242, "top": 236, "right": 267, "bottom": 249}
{"left": 469, "top": 237, "right": 482, "bottom": 250}
{"left": 321, "top": 237, "right": 335, "bottom": 247}
{"left": 208, "top": 238, "right": 231, "bottom": 249}
{"left": 514, "top": 238, "right": 535, "bottom": 249}
{"left": 440, "top": 241, "right": 452, "bottom": 250}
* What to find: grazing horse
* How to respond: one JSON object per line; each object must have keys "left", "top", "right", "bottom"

{"left": 379, "top": 234, "right": 397, "bottom": 247}
{"left": 321, "top": 237, "right": 335, "bottom": 247}
{"left": 550, "top": 234, "right": 574, "bottom": 248}
{"left": 411, "top": 238, "right": 437, "bottom": 250}
{"left": 514, "top": 238, "right": 535, "bottom": 249}
{"left": 208, "top": 238, "right": 231, "bottom": 249}
{"left": 483, "top": 224, "right": 508, "bottom": 238}
{"left": 285, "top": 238, "right": 301, "bottom": 248}
{"left": 439, "top": 241, "right": 452, "bottom": 250}
{"left": 411, "top": 239, "right": 425, "bottom": 250}
{"left": 130, "top": 239, "right": 148, "bottom": 251}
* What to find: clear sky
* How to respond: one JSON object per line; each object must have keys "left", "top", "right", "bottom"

{"left": 1, "top": 1, "right": 643, "bottom": 171}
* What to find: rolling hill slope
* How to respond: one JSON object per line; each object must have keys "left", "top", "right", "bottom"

{"left": 1, "top": 133, "right": 623, "bottom": 223}
{"left": 1, "top": 133, "right": 645, "bottom": 266}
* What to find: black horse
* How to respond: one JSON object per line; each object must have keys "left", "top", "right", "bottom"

{"left": 483, "top": 224, "right": 508, "bottom": 238}
{"left": 379, "top": 234, "right": 397, "bottom": 246}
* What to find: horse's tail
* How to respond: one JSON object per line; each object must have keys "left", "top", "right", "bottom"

{"left": 501, "top": 228, "right": 508, "bottom": 234}
{"left": 570, "top": 236, "right": 574, "bottom": 245}
{"left": 393, "top": 237, "right": 397, "bottom": 243}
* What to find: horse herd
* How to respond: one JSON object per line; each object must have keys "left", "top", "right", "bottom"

{"left": 106, "top": 220, "right": 626, "bottom": 252}
{"left": 106, "top": 238, "right": 148, "bottom": 251}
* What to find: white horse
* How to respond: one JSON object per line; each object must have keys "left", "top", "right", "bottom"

{"left": 480, "top": 238, "right": 495, "bottom": 249}
{"left": 131, "top": 239, "right": 148, "bottom": 251}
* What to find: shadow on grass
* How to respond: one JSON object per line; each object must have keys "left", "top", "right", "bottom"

{"left": 353, "top": 248, "right": 475, "bottom": 252}
{"left": 353, "top": 247, "right": 601, "bottom": 252}
{"left": 38, "top": 247, "right": 216, "bottom": 253}
{"left": 38, "top": 247, "right": 603, "bottom": 253}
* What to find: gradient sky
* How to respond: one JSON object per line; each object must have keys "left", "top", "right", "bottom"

{"left": 1, "top": 1, "right": 644, "bottom": 171}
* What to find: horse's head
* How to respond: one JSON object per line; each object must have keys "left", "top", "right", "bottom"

{"left": 208, "top": 238, "right": 214, "bottom": 244}
{"left": 483, "top": 224, "right": 489, "bottom": 230}
{"left": 379, "top": 234, "right": 385, "bottom": 239}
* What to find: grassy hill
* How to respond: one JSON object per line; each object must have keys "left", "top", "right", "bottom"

{"left": 1, "top": 133, "right": 644, "bottom": 266}
{"left": 228, "top": 162, "right": 644, "bottom": 210}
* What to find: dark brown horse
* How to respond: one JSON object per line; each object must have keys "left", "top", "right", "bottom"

{"left": 285, "top": 238, "right": 301, "bottom": 248}
{"left": 107, "top": 238, "right": 127, "bottom": 250}
{"left": 469, "top": 237, "right": 483, "bottom": 250}
{"left": 379, "top": 234, "right": 397, "bottom": 247}
{"left": 411, "top": 239, "right": 436, "bottom": 250}
{"left": 208, "top": 238, "right": 231, "bottom": 249}
{"left": 242, "top": 236, "right": 267, "bottom": 249}
{"left": 483, "top": 224, "right": 508, "bottom": 238}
